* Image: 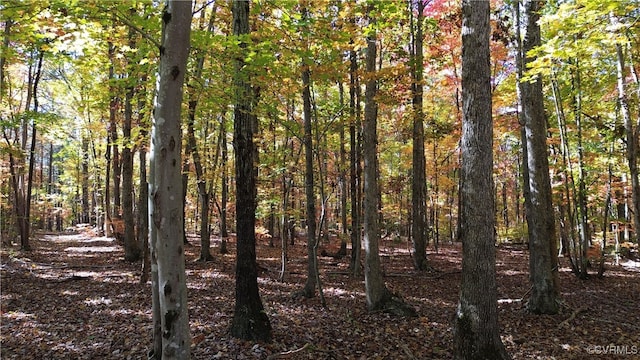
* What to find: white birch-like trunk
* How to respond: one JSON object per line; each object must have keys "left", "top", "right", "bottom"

{"left": 148, "top": 1, "right": 192, "bottom": 358}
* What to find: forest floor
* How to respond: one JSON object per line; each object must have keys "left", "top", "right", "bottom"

{"left": 1, "top": 228, "right": 640, "bottom": 359}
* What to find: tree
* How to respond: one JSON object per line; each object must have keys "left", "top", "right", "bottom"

{"left": 4, "top": 48, "right": 44, "bottom": 251}
{"left": 361, "top": 4, "right": 415, "bottom": 317}
{"left": 348, "top": 13, "right": 362, "bottom": 276}
{"left": 229, "top": 0, "right": 272, "bottom": 342}
{"left": 610, "top": 11, "right": 640, "bottom": 245}
{"left": 452, "top": 0, "right": 510, "bottom": 358}
{"left": 186, "top": 3, "right": 216, "bottom": 262}
{"left": 518, "top": 0, "right": 559, "bottom": 314}
{"left": 148, "top": 1, "right": 192, "bottom": 358}
{"left": 297, "top": 5, "right": 319, "bottom": 299}
{"left": 410, "top": 0, "right": 428, "bottom": 271}
{"left": 122, "top": 8, "right": 142, "bottom": 262}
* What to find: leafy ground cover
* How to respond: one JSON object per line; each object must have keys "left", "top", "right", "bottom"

{"left": 1, "top": 228, "right": 639, "bottom": 359}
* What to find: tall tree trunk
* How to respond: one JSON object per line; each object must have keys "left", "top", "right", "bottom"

{"left": 19, "top": 50, "right": 44, "bottom": 251}
{"left": 299, "top": 38, "right": 318, "bottom": 298}
{"left": 139, "top": 132, "right": 150, "bottom": 283}
{"left": 148, "top": 2, "right": 193, "bottom": 358}
{"left": 47, "top": 143, "right": 54, "bottom": 231}
{"left": 518, "top": 0, "right": 559, "bottom": 314}
{"left": 186, "top": 102, "right": 212, "bottom": 261}
{"left": 410, "top": 0, "right": 428, "bottom": 270}
{"left": 138, "top": 73, "right": 150, "bottom": 283}
{"left": 551, "top": 70, "right": 579, "bottom": 262}
{"left": 362, "top": 12, "right": 415, "bottom": 317}
{"left": 452, "top": 1, "right": 510, "bottom": 358}
{"left": 611, "top": 13, "right": 640, "bottom": 244}
{"left": 338, "top": 81, "right": 348, "bottom": 257}
{"left": 81, "top": 135, "right": 90, "bottom": 223}
{"left": 186, "top": 4, "right": 215, "bottom": 261}
{"left": 363, "top": 19, "right": 386, "bottom": 310}
{"left": 572, "top": 58, "right": 590, "bottom": 276}
{"left": 220, "top": 113, "right": 229, "bottom": 254}
{"left": 349, "top": 25, "right": 362, "bottom": 275}
{"left": 230, "top": 0, "right": 272, "bottom": 342}
{"left": 122, "top": 18, "right": 141, "bottom": 262}
{"left": 107, "top": 40, "right": 122, "bottom": 225}
{"left": 181, "top": 143, "right": 191, "bottom": 245}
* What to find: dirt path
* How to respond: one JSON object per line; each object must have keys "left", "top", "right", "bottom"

{"left": 2, "top": 230, "right": 639, "bottom": 359}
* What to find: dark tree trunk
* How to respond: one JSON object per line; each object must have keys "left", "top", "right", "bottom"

{"left": 187, "top": 4, "right": 215, "bottom": 261}
{"left": 20, "top": 50, "right": 44, "bottom": 251}
{"left": 122, "top": 20, "right": 141, "bottom": 262}
{"left": 299, "top": 44, "right": 318, "bottom": 298}
{"left": 138, "top": 74, "right": 150, "bottom": 283}
{"left": 452, "top": 1, "right": 510, "bottom": 358}
{"left": 107, "top": 39, "right": 121, "bottom": 223}
{"left": 230, "top": 0, "right": 272, "bottom": 342}
{"left": 362, "top": 24, "right": 387, "bottom": 310}
{"left": 220, "top": 113, "right": 229, "bottom": 254}
{"left": 81, "top": 135, "right": 90, "bottom": 224}
{"left": 349, "top": 25, "right": 362, "bottom": 275}
{"left": 338, "top": 81, "right": 348, "bottom": 257}
{"left": 518, "top": 0, "right": 559, "bottom": 314}
{"left": 139, "top": 137, "right": 149, "bottom": 283}
{"left": 186, "top": 99, "right": 213, "bottom": 261}
{"left": 410, "top": 0, "right": 428, "bottom": 270}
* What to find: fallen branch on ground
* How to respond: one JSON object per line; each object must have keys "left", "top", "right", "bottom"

{"left": 558, "top": 307, "right": 587, "bottom": 328}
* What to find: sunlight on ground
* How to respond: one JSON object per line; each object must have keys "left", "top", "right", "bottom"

{"left": 105, "top": 308, "right": 150, "bottom": 318}
{"left": 3, "top": 311, "right": 35, "bottom": 320}
{"left": 64, "top": 246, "right": 119, "bottom": 253}
{"left": 497, "top": 298, "right": 523, "bottom": 304}
{"left": 621, "top": 260, "right": 640, "bottom": 271}
{"left": 500, "top": 269, "right": 527, "bottom": 276}
{"left": 84, "top": 297, "right": 112, "bottom": 306}
{"left": 43, "top": 234, "right": 90, "bottom": 243}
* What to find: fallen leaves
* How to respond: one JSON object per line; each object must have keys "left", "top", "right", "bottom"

{"left": 1, "top": 231, "right": 639, "bottom": 359}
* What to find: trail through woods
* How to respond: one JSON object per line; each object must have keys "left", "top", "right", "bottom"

{"left": 1, "top": 229, "right": 639, "bottom": 359}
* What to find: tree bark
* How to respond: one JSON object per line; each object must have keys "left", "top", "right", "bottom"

{"left": 452, "top": 1, "right": 510, "bottom": 358}
{"left": 148, "top": 2, "right": 193, "bottom": 358}
{"left": 230, "top": 0, "right": 272, "bottom": 342}
{"left": 363, "top": 23, "right": 386, "bottom": 310}
{"left": 410, "top": 0, "right": 428, "bottom": 270}
{"left": 138, "top": 74, "right": 150, "bottom": 283}
{"left": 220, "top": 113, "right": 229, "bottom": 253}
{"left": 349, "top": 24, "right": 362, "bottom": 275}
{"left": 518, "top": 0, "right": 559, "bottom": 314}
{"left": 299, "top": 37, "right": 318, "bottom": 298}
{"left": 362, "top": 12, "right": 415, "bottom": 317}
{"left": 81, "top": 135, "right": 90, "bottom": 224}
{"left": 107, "top": 39, "right": 122, "bottom": 226}
{"left": 122, "top": 16, "right": 141, "bottom": 262}
{"left": 338, "top": 81, "right": 348, "bottom": 257}
{"left": 611, "top": 13, "right": 640, "bottom": 244}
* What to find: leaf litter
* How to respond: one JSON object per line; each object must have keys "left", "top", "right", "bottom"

{"left": 1, "top": 230, "right": 639, "bottom": 359}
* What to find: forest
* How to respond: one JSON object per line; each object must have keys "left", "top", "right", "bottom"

{"left": 1, "top": 0, "right": 639, "bottom": 359}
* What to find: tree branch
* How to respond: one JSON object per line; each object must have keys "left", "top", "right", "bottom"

{"left": 113, "top": 10, "right": 162, "bottom": 50}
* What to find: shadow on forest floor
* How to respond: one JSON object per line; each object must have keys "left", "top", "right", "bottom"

{"left": 1, "top": 229, "right": 639, "bottom": 359}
